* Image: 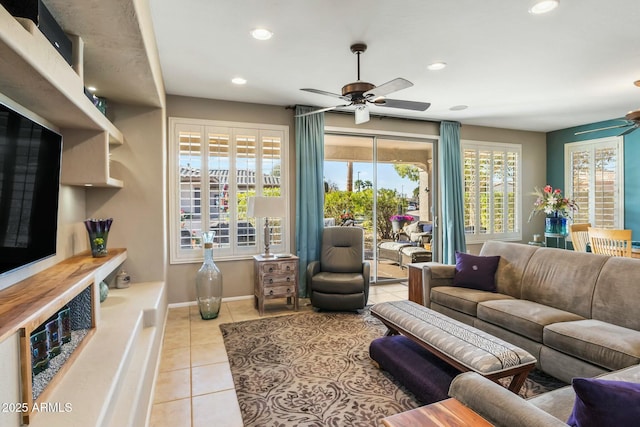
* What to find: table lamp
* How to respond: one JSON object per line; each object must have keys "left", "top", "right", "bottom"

{"left": 247, "top": 196, "right": 285, "bottom": 257}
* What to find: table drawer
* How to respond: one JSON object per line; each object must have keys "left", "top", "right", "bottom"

{"left": 264, "top": 285, "right": 296, "bottom": 297}
{"left": 261, "top": 261, "right": 297, "bottom": 274}
{"left": 262, "top": 273, "right": 295, "bottom": 286}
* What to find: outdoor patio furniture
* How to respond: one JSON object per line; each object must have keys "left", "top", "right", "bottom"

{"left": 378, "top": 241, "right": 413, "bottom": 265}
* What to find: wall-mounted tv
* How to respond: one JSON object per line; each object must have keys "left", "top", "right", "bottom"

{"left": 0, "top": 101, "right": 62, "bottom": 276}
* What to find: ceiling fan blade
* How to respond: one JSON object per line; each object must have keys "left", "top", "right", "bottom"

{"left": 373, "top": 98, "right": 431, "bottom": 111}
{"left": 574, "top": 122, "right": 632, "bottom": 136}
{"left": 294, "top": 104, "right": 350, "bottom": 117}
{"left": 301, "top": 88, "right": 351, "bottom": 101}
{"left": 619, "top": 124, "right": 639, "bottom": 136}
{"left": 363, "top": 78, "right": 413, "bottom": 98}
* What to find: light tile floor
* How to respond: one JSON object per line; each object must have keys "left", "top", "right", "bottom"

{"left": 149, "top": 283, "right": 408, "bottom": 427}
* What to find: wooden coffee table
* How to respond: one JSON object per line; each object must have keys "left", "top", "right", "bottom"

{"left": 381, "top": 398, "right": 492, "bottom": 427}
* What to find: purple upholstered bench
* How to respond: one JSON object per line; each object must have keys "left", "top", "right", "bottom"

{"left": 369, "top": 335, "right": 461, "bottom": 404}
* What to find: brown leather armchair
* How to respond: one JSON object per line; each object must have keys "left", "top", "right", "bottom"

{"left": 306, "top": 227, "right": 370, "bottom": 311}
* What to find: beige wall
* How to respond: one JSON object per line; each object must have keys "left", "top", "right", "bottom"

{"left": 87, "top": 103, "right": 167, "bottom": 285}
{"left": 164, "top": 99, "right": 546, "bottom": 303}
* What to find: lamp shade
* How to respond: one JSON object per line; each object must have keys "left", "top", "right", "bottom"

{"left": 247, "top": 196, "right": 286, "bottom": 218}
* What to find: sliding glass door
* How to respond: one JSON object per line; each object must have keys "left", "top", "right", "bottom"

{"left": 323, "top": 133, "right": 435, "bottom": 283}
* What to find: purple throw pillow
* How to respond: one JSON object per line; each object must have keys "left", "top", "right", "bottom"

{"left": 567, "top": 378, "right": 640, "bottom": 427}
{"left": 422, "top": 223, "right": 433, "bottom": 233}
{"left": 453, "top": 251, "right": 500, "bottom": 292}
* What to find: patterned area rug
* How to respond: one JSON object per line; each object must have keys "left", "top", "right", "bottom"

{"left": 220, "top": 308, "right": 565, "bottom": 427}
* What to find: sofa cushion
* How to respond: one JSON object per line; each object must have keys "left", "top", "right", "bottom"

{"left": 311, "top": 272, "right": 365, "bottom": 293}
{"left": 520, "top": 248, "right": 607, "bottom": 319}
{"left": 478, "top": 241, "right": 540, "bottom": 298}
{"left": 566, "top": 377, "right": 640, "bottom": 427}
{"left": 404, "top": 221, "right": 422, "bottom": 234}
{"left": 453, "top": 251, "right": 500, "bottom": 291}
{"left": 477, "top": 299, "right": 585, "bottom": 342}
{"left": 544, "top": 319, "right": 640, "bottom": 370}
{"left": 591, "top": 256, "right": 640, "bottom": 331}
{"left": 431, "top": 287, "right": 514, "bottom": 317}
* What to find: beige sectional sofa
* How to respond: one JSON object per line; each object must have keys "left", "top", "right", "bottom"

{"left": 421, "top": 240, "right": 640, "bottom": 384}
{"left": 448, "top": 364, "right": 640, "bottom": 427}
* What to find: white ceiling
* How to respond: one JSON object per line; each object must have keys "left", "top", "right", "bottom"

{"left": 148, "top": 0, "right": 640, "bottom": 133}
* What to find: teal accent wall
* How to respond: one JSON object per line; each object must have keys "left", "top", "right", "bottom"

{"left": 547, "top": 118, "right": 640, "bottom": 238}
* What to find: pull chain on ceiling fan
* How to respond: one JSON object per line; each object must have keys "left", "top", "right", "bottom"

{"left": 296, "top": 43, "right": 431, "bottom": 124}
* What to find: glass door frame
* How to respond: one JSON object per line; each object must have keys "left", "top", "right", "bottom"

{"left": 324, "top": 127, "right": 439, "bottom": 284}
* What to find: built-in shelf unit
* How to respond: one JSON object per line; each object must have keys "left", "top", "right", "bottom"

{"left": 0, "top": 8, "right": 123, "bottom": 187}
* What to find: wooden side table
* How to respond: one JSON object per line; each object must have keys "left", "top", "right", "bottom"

{"left": 381, "top": 398, "right": 492, "bottom": 427}
{"left": 253, "top": 255, "right": 299, "bottom": 315}
{"left": 407, "top": 262, "right": 431, "bottom": 305}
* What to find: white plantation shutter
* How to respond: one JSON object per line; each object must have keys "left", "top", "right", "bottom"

{"left": 169, "top": 118, "right": 289, "bottom": 263}
{"left": 462, "top": 141, "right": 521, "bottom": 243}
{"left": 565, "top": 137, "right": 623, "bottom": 228}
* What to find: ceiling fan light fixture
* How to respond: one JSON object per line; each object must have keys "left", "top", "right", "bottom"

{"left": 529, "top": 0, "right": 559, "bottom": 15}
{"left": 250, "top": 28, "right": 273, "bottom": 40}
{"left": 427, "top": 62, "right": 447, "bottom": 71}
{"left": 355, "top": 105, "right": 370, "bottom": 125}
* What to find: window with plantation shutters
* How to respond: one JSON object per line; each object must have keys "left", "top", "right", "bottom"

{"left": 565, "top": 137, "right": 623, "bottom": 229}
{"left": 169, "top": 118, "right": 289, "bottom": 263}
{"left": 462, "top": 141, "right": 522, "bottom": 243}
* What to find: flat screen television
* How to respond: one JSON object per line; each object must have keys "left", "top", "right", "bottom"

{"left": 0, "top": 101, "right": 62, "bottom": 276}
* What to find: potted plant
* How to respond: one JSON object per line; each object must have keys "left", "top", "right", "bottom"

{"left": 390, "top": 214, "right": 414, "bottom": 232}
{"left": 529, "top": 185, "right": 577, "bottom": 235}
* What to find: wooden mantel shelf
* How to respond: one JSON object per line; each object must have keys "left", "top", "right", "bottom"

{"left": 0, "top": 248, "right": 127, "bottom": 343}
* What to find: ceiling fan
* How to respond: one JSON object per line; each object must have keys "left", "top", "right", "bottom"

{"left": 296, "top": 43, "right": 431, "bottom": 124}
{"left": 575, "top": 81, "right": 640, "bottom": 136}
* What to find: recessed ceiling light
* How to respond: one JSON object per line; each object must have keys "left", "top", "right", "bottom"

{"left": 250, "top": 28, "right": 273, "bottom": 40}
{"left": 87, "top": 86, "right": 97, "bottom": 92}
{"left": 232, "top": 77, "right": 247, "bottom": 85}
{"left": 449, "top": 105, "right": 468, "bottom": 111}
{"left": 529, "top": 0, "right": 559, "bottom": 14}
{"left": 427, "top": 62, "right": 447, "bottom": 71}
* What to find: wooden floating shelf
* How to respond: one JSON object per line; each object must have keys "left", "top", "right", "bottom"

{"left": 0, "top": 249, "right": 127, "bottom": 344}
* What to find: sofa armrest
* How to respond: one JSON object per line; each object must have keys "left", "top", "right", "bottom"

{"left": 449, "top": 372, "right": 568, "bottom": 427}
{"left": 421, "top": 262, "right": 455, "bottom": 308}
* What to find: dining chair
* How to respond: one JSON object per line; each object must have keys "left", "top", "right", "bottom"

{"left": 588, "top": 227, "right": 632, "bottom": 257}
{"left": 569, "top": 223, "right": 591, "bottom": 252}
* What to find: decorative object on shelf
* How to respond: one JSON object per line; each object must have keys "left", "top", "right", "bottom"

{"left": 116, "top": 269, "right": 130, "bottom": 289}
{"left": 247, "top": 196, "right": 286, "bottom": 258}
{"left": 30, "top": 326, "right": 49, "bottom": 375}
{"left": 84, "top": 218, "right": 113, "bottom": 257}
{"left": 58, "top": 306, "right": 71, "bottom": 344}
{"left": 99, "top": 280, "right": 109, "bottom": 303}
{"left": 390, "top": 214, "right": 414, "bottom": 232}
{"left": 91, "top": 95, "right": 107, "bottom": 116}
{"left": 196, "top": 232, "right": 223, "bottom": 320}
{"left": 45, "top": 314, "right": 61, "bottom": 358}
